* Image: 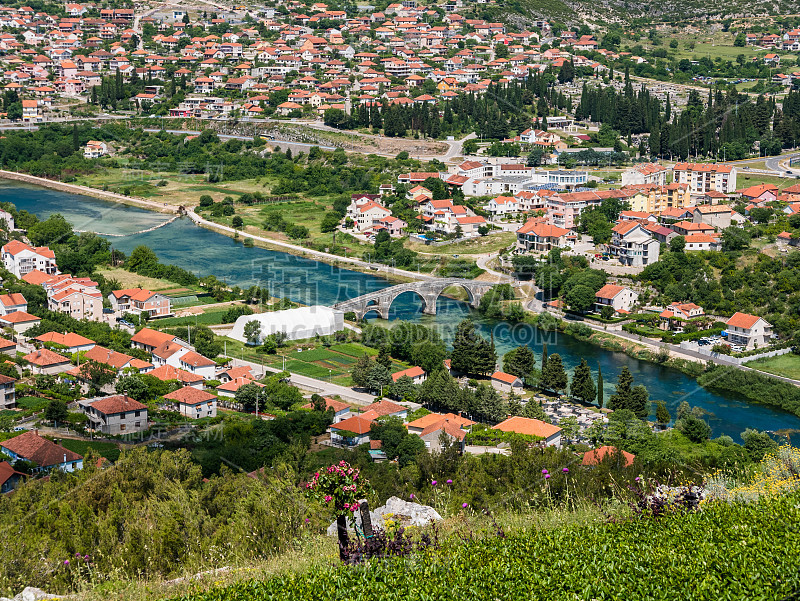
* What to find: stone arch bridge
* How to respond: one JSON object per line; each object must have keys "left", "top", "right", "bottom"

{"left": 333, "top": 278, "right": 496, "bottom": 320}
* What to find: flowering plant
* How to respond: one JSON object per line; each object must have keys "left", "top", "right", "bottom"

{"left": 305, "top": 461, "right": 372, "bottom": 516}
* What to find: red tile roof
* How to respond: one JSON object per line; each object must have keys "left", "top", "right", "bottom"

{"left": 330, "top": 414, "right": 374, "bottom": 435}
{"left": 131, "top": 328, "right": 176, "bottom": 348}
{"left": 1, "top": 431, "right": 82, "bottom": 467}
{"left": 391, "top": 366, "right": 425, "bottom": 382}
{"left": 595, "top": 284, "right": 626, "bottom": 300}
{"left": 88, "top": 395, "right": 146, "bottom": 415}
{"left": 361, "top": 399, "right": 407, "bottom": 417}
{"left": 23, "top": 348, "right": 70, "bottom": 366}
{"left": 0, "top": 311, "right": 40, "bottom": 324}
{"left": 726, "top": 312, "right": 763, "bottom": 330}
{"left": 148, "top": 364, "right": 203, "bottom": 384}
{"left": 163, "top": 387, "right": 217, "bottom": 405}
{"left": 0, "top": 293, "right": 27, "bottom": 306}
{"left": 492, "top": 416, "right": 561, "bottom": 439}
{"left": 582, "top": 445, "right": 635, "bottom": 467}
{"left": 490, "top": 371, "right": 521, "bottom": 385}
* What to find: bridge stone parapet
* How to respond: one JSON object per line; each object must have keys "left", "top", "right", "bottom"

{"left": 333, "top": 278, "right": 495, "bottom": 320}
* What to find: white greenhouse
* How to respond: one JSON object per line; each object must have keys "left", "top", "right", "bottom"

{"left": 229, "top": 306, "right": 344, "bottom": 343}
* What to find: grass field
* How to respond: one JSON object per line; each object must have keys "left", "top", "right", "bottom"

{"left": 744, "top": 353, "right": 800, "bottom": 380}
{"left": 16, "top": 396, "right": 50, "bottom": 411}
{"left": 155, "top": 305, "right": 239, "bottom": 328}
{"left": 407, "top": 232, "right": 516, "bottom": 256}
{"left": 97, "top": 268, "right": 187, "bottom": 292}
{"left": 58, "top": 438, "right": 121, "bottom": 462}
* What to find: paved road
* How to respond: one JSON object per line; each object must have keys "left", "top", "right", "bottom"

{"left": 229, "top": 357, "right": 376, "bottom": 405}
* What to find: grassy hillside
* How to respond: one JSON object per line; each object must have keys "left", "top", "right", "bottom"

{"left": 176, "top": 493, "right": 800, "bottom": 601}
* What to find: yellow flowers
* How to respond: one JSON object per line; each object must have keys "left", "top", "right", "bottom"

{"left": 707, "top": 445, "right": 800, "bottom": 503}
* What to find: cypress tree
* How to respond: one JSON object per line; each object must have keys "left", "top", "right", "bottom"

{"left": 597, "top": 363, "right": 604, "bottom": 408}
{"left": 608, "top": 366, "right": 634, "bottom": 411}
{"left": 570, "top": 359, "right": 596, "bottom": 404}
{"left": 541, "top": 343, "right": 548, "bottom": 372}
{"left": 541, "top": 353, "right": 568, "bottom": 394}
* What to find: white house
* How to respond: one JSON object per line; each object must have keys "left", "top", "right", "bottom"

{"left": 152, "top": 341, "right": 216, "bottom": 380}
{"left": 594, "top": 284, "right": 639, "bottom": 314}
{"left": 80, "top": 395, "right": 148, "bottom": 435}
{"left": 609, "top": 221, "right": 660, "bottom": 267}
{"left": 490, "top": 371, "right": 523, "bottom": 393}
{"left": 1, "top": 240, "right": 57, "bottom": 278}
{"left": 83, "top": 140, "right": 108, "bottom": 158}
{"left": 163, "top": 387, "right": 218, "bottom": 419}
{"left": 328, "top": 414, "right": 374, "bottom": 446}
{"left": 0, "top": 293, "right": 27, "bottom": 316}
{"left": 391, "top": 366, "right": 427, "bottom": 385}
{"left": 725, "top": 312, "right": 773, "bottom": 350}
{"left": 673, "top": 163, "right": 737, "bottom": 196}
{"left": 621, "top": 163, "right": 670, "bottom": 187}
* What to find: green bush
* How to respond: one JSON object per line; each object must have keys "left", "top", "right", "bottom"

{"left": 180, "top": 493, "right": 800, "bottom": 601}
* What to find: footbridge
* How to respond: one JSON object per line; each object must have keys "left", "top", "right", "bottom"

{"left": 333, "top": 278, "right": 495, "bottom": 320}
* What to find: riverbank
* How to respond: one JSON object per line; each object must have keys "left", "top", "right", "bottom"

{"left": 0, "top": 170, "right": 177, "bottom": 214}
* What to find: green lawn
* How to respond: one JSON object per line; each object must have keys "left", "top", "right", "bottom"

{"left": 155, "top": 305, "right": 241, "bottom": 327}
{"left": 744, "top": 353, "right": 800, "bottom": 380}
{"left": 329, "top": 343, "right": 378, "bottom": 358}
{"left": 57, "top": 438, "right": 121, "bottom": 462}
{"left": 16, "top": 396, "right": 50, "bottom": 411}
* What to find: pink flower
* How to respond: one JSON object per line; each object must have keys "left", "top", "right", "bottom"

{"left": 64, "top": 560, "right": 69, "bottom": 566}
{"left": 351, "top": 505, "right": 358, "bottom": 512}
{"left": 432, "top": 480, "right": 437, "bottom": 486}
{"left": 305, "top": 518, "right": 310, "bottom": 523}
{"left": 409, "top": 493, "right": 415, "bottom": 499}
{"left": 541, "top": 469, "right": 548, "bottom": 475}
{"left": 545, "top": 474, "right": 551, "bottom": 479}
{"left": 562, "top": 467, "right": 569, "bottom": 473}
{"left": 446, "top": 479, "right": 453, "bottom": 484}
{"left": 84, "top": 555, "right": 89, "bottom": 561}
{"left": 462, "top": 502, "right": 468, "bottom": 508}
{"left": 324, "top": 495, "right": 332, "bottom": 503}
{"left": 635, "top": 477, "right": 641, "bottom": 482}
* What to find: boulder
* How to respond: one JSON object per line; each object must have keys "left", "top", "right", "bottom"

{"left": 2, "top": 588, "right": 67, "bottom": 601}
{"left": 326, "top": 496, "right": 442, "bottom": 536}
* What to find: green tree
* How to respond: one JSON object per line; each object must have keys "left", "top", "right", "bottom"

{"left": 366, "top": 363, "right": 392, "bottom": 394}
{"left": 597, "top": 364, "right": 604, "bottom": 407}
{"left": 570, "top": 359, "right": 596, "bottom": 403}
{"left": 608, "top": 367, "right": 634, "bottom": 412}
{"left": 235, "top": 382, "right": 263, "bottom": 412}
{"left": 678, "top": 414, "right": 711, "bottom": 442}
{"left": 669, "top": 235, "right": 686, "bottom": 253}
{"left": 566, "top": 284, "right": 596, "bottom": 313}
{"left": 741, "top": 428, "right": 778, "bottom": 460}
{"left": 232, "top": 216, "right": 244, "bottom": 229}
{"left": 115, "top": 375, "right": 152, "bottom": 402}
{"left": 630, "top": 384, "right": 650, "bottom": 420}
{"left": 450, "top": 319, "right": 496, "bottom": 376}
{"left": 390, "top": 374, "right": 417, "bottom": 401}
{"left": 243, "top": 320, "right": 262, "bottom": 345}
{"left": 44, "top": 399, "right": 68, "bottom": 423}
{"left": 733, "top": 32, "right": 746, "bottom": 47}
{"left": 27, "top": 214, "right": 74, "bottom": 247}
{"left": 655, "top": 400, "right": 671, "bottom": 425}
{"left": 541, "top": 353, "right": 568, "bottom": 394}
{"left": 503, "top": 345, "right": 536, "bottom": 383}
{"left": 321, "top": 212, "right": 341, "bottom": 233}
{"left": 351, "top": 353, "right": 374, "bottom": 388}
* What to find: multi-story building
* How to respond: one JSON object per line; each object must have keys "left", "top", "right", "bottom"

{"left": 108, "top": 288, "right": 172, "bottom": 318}
{"left": 725, "top": 312, "right": 773, "bottom": 350}
{"left": 594, "top": 284, "right": 639, "bottom": 314}
{"left": 673, "top": 163, "right": 737, "bottom": 196}
{"left": 609, "top": 221, "right": 660, "bottom": 267}
{"left": 1, "top": 240, "right": 57, "bottom": 278}
{"left": 0, "top": 374, "right": 16, "bottom": 410}
{"left": 80, "top": 395, "right": 148, "bottom": 435}
{"left": 515, "top": 220, "right": 571, "bottom": 253}
{"left": 621, "top": 163, "right": 671, "bottom": 187}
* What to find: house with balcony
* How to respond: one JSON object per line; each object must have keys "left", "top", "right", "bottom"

{"left": 659, "top": 302, "right": 704, "bottom": 331}
{"left": 109, "top": 288, "right": 172, "bottom": 318}
{"left": 1, "top": 240, "right": 57, "bottom": 278}
{"left": 80, "top": 395, "right": 148, "bottom": 435}
{"left": 516, "top": 220, "right": 570, "bottom": 253}
{"left": 725, "top": 312, "right": 773, "bottom": 350}
{"left": 163, "top": 387, "right": 217, "bottom": 419}
{"left": 673, "top": 163, "right": 736, "bottom": 197}
{"left": 621, "top": 163, "right": 670, "bottom": 187}
{"left": 608, "top": 221, "right": 660, "bottom": 267}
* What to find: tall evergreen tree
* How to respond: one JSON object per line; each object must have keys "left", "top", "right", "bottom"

{"left": 608, "top": 366, "right": 634, "bottom": 411}
{"left": 570, "top": 359, "right": 596, "bottom": 404}
{"left": 541, "top": 343, "right": 548, "bottom": 372}
{"left": 597, "top": 364, "right": 604, "bottom": 408}
{"left": 451, "top": 319, "right": 496, "bottom": 376}
{"left": 541, "top": 353, "right": 568, "bottom": 394}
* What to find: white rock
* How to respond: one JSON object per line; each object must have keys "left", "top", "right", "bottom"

{"left": 326, "top": 496, "right": 442, "bottom": 536}
{"left": 15, "top": 588, "right": 65, "bottom": 601}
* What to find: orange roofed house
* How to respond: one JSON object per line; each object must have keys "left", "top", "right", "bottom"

{"left": 725, "top": 312, "right": 772, "bottom": 350}
{"left": 109, "top": 288, "right": 173, "bottom": 318}
{"left": 595, "top": 284, "right": 639, "bottom": 315}
{"left": 1, "top": 430, "right": 83, "bottom": 473}
{"left": 79, "top": 395, "right": 148, "bottom": 435}
{"left": 515, "top": 220, "right": 570, "bottom": 253}
{"left": 492, "top": 416, "right": 562, "bottom": 447}
{"left": 163, "top": 387, "right": 217, "bottom": 419}
{"left": 608, "top": 221, "right": 660, "bottom": 267}
{"left": 1, "top": 240, "right": 57, "bottom": 278}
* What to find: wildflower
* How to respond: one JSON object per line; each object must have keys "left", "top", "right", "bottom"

{"left": 545, "top": 474, "right": 551, "bottom": 479}
{"left": 635, "top": 477, "right": 641, "bottom": 482}
{"left": 562, "top": 467, "right": 569, "bottom": 473}
{"left": 541, "top": 469, "right": 548, "bottom": 475}
{"left": 64, "top": 560, "right": 69, "bottom": 566}
{"left": 462, "top": 502, "right": 468, "bottom": 508}
{"left": 305, "top": 518, "right": 310, "bottom": 523}
{"left": 324, "top": 495, "right": 332, "bottom": 503}
{"left": 432, "top": 480, "right": 437, "bottom": 486}
{"left": 446, "top": 479, "right": 453, "bottom": 484}
{"left": 409, "top": 493, "right": 415, "bottom": 499}
{"left": 84, "top": 555, "right": 89, "bottom": 561}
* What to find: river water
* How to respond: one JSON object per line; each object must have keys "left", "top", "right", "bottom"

{"left": 5, "top": 179, "right": 800, "bottom": 440}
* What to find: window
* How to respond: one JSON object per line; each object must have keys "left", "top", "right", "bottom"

{"left": 134, "top": 411, "right": 140, "bottom": 417}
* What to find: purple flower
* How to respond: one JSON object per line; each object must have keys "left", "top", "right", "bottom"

{"left": 409, "top": 493, "right": 415, "bottom": 499}
{"left": 446, "top": 479, "right": 453, "bottom": 484}
{"left": 562, "top": 467, "right": 569, "bottom": 473}
{"left": 431, "top": 480, "right": 437, "bottom": 486}
{"left": 635, "top": 477, "right": 641, "bottom": 482}
{"left": 545, "top": 474, "right": 551, "bottom": 479}
{"left": 305, "top": 518, "right": 310, "bottom": 523}
{"left": 541, "top": 469, "right": 548, "bottom": 475}
{"left": 462, "top": 502, "right": 468, "bottom": 508}
{"left": 76, "top": 552, "right": 81, "bottom": 557}
{"left": 84, "top": 555, "right": 89, "bottom": 561}
{"left": 64, "top": 560, "right": 69, "bottom": 566}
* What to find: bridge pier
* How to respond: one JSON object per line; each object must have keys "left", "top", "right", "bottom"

{"left": 421, "top": 295, "right": 437, "bottom": 315}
